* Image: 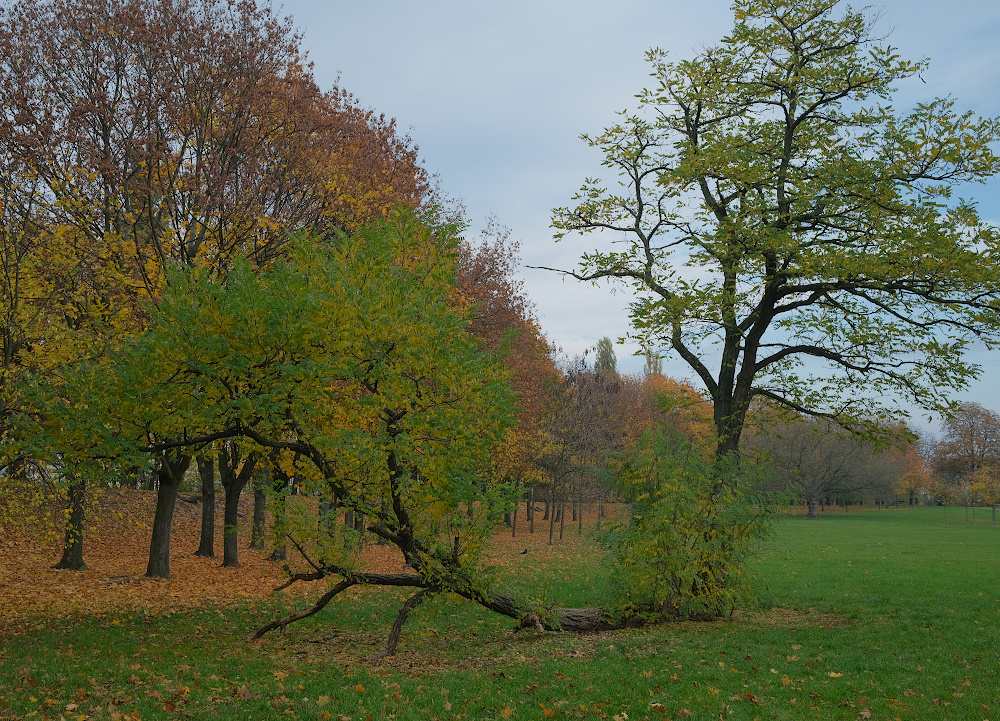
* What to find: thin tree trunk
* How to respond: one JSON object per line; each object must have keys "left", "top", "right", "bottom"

{"left": 529, "top": 486, "right": 535, "bottom": 534}
{"left": 578, "top": 488, "right": 583, "bottom": 535}
{"left": 193, "top": 455, "right": 215, "bottom": 558}
{"left": 371, "top": 589, "right": 434, "bottom": 660}
{"left": 512, "top": 485, "right": 518, "bottom": 539}
{"left": 53, "top": 477, "right": 87, "bottom": 571}
{"left": 559, "top": 489, "right": 566, "bottom": 541}
{"left": 146, "top": 454, "right": 191, "bottom": 578}
{"left": 548, "top": 484, "right": 556, "bottom": 546}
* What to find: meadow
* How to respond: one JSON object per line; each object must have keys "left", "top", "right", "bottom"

{"left": 2, "top": 504, "right": 998, "bottom": 721}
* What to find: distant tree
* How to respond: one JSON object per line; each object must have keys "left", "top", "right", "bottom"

{"left": 594, "top": 337, "right": 617, "bottom": 375}
{"left": 642, "top": 348, "right": 663, "bottom": 378}
{"left": 550, "top": 0, "right": 1000, "bottom": 464}
{"left": 932, "top": 402, "right": 1000, "bottom": 488}
{"left": 749, "top": 415, "right": 906, "bottom": 517}
{"left": 895, "top": 444, "right": 931, "bottom": 506}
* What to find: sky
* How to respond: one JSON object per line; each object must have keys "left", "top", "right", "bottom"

{"left": 277, "top": 0, "right": 1000, "bottom": 432}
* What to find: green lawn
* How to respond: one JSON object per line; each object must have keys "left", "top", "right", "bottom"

{"left": 3, "top": 506, "right": 999, "bottom": 720}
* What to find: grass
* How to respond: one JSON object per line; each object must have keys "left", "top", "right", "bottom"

{"left": 3, "top": 505, "right": 1000, "bottom": 720}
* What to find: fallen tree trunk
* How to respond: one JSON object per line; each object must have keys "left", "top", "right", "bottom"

{"left": 255, "top": 568, "right": 642, "bottom": 649}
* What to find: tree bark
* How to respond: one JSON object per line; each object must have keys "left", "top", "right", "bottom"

{"left": 250, "top": 486, "right": 266, "bottom": 550}
{"left": 372, "top": 589, "right": 434, "bottom": 660}
{"left": 219, "top": 445, "right": 259, "bottom": 568}
{"left": 53, "top": 477, "right": 87, "bottom": 571}
{"left": 807, "top": 498, "right": 819, "bottom": 519}
{"left": 193, "top": 455, "right": 215, "bottom": 558}
{"left": 146, "top": 454, "right": 191, "bottom": 578}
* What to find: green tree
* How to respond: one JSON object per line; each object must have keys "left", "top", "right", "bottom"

{"left": 550, "top": 0, "right": 1000, "bottom": 462}
{"left": 594, "top": 336, "right": 617, "bottom": 374}
{"left": 642, "top": 348, "right": 663, "bottom": 378}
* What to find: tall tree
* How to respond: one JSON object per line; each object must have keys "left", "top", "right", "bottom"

{"left": 550, "top": 0, "right": 1000, "bottom": 462}
{"left": 593, "top": 337, "right": 617, "bottom": 375}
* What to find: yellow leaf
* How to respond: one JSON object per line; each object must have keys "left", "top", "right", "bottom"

{"left": 355, "top": 683, "right": 366, "bottom": 694}
{"left": 828, "top": 672, "right": 843, "bottom": 678}
{"left": 500, "top": 706, "right": 514, "bottom": 718}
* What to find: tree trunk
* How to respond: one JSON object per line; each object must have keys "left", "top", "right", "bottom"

{"left": 219, "top": 445, "right": 259, "bottom": 568}
{"left": 529, "top": 487, "right": 535, "bottom": 534}
{"left": 548, "top": 486, "right": 556, "bottom": 546}
{"left": 193, "top": 455, "right": 215, "bottom": 558}
{"left": 250, "top": 487, "right": 266, "bottom": 549}
{"left": 807, "top": 498, "right": 819, "bottom": 519}
{"left": 53, "top": 477, "right": 87, "bottom": 571}
{"left": 146, "top": 454, "right": 191, "bottom": 578}
{"left": 511, "top": 480, "right": 519, "bottom": 538}
{"left": 558, "top": 489, "right": 566, "bottom": 541}
{"left": 354, "top": 511, "right": 365, "bottom": 548}
{"left": 269, "top": 466, "right": 289, "bottom": 562}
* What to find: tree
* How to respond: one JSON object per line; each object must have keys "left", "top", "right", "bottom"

{"left": 550, "top": 0, "right": 1000, "bottom": 462}
{"left": 642, "top": 348, "right": 663, "bottom": 378}
{"left": 594, "top": 337, "right": 617, "bottom": 374}
{"left": 932, "top": 402, "right": 1000, "bottom": 486}
{"left": 0, "top": 0, "right": 431, "bottom": 574}
{"left": 749, "top": 414, "right": 906, "bottom": 517}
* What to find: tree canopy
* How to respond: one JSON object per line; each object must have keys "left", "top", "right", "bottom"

{"left": 551, "top": 0, "right": 1000, "bottom": 459}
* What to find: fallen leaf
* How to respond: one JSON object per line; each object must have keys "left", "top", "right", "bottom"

{"left": 354, "top": 684, "right": 365, "bottom": 695}
{"left": 499, "top": 706, "right": 513, "bottom": 718}
{"left": 858, "top": 711, "right": 871, "bottom": 720}
{"left": 828, "top": 672, "right": 843, "bottom": 678}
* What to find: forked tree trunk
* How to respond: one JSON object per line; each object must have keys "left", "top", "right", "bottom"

{"left": 53, "top": 477, "right": 87, "bottom": 571}
{"left": 193, "top": 455, "right": 215, "bottom": 558}
{"left": 146, "top": 454, "right": 192, "bottom": 578}
{"left": 219, "top": 445, "right": 259, "bottom": 568}
{"left": 807, "top": 498, "right": 819, "bottom": 519}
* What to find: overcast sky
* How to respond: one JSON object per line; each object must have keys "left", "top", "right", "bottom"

{"left": 278, "top": 0, "right": 1000, "bottom": 431}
